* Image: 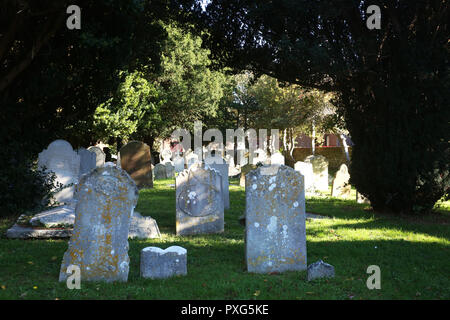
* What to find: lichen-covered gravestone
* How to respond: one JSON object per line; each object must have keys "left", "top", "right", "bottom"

{"left": 140, "top": 246, "right": 187, "bottom": 279}
{"left": 245, "top": 165, "right": 307, "bottom": 273}
{"left": 76, "top": 148, "right": 96, "bottom": 177}
{"left": 59, "top": 165, "right": 138, "bottom": 283}
{"left": 38, "top": 140, "right": 80, "bottom": 205}
{"left": 294, "top": 161, "right": 314, "bottom": 192}
{"left": 87, "top": 146, "right": 106, "bottom": 167}
{"left": 119, "top": 141, "right": 153, "bottom": 188}
{"left": 176, "top": 163, "right": 224, "bottom": 235}
{"left": 304, "top": 155, "right": 329, "bottom": 192}
{"left": 153, "top": 163, "right": 167, "bottom": 180}
{"left": 205, "top": 156, "right": 230, "bottom": 210}
{"left": 331, "top": 164, "right": 351, "bottom": 197}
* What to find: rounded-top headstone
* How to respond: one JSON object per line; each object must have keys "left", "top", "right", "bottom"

{"left": 119, "top": 141, "right": 153, "bottom": 189}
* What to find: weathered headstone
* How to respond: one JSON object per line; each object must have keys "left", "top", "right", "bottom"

{"left": 59, "top": 165, "right": 138, "bottom": 283}
{"left": 165, "top": 162, "right": 175, "bottom": 178}
{"left": 87, "top": 146, "right": 106, "bottom": 167}
{"left": 251, "top": 148, "right": 268, "bottom": 165}
{"left": 240, "top": 164, "right": 257, "bottom": 187}
{"left": 294, "top": 161, "right": 314, "bottom": 192}
{"left": 119, "top": 141, "right": 153, "bottom": 188}
{"left": 160, "top": 149, "right": 173, "bottom": 164}
{"left": 270, "top": 152, "right": 285, "bottom": 165}
{"left": 153, "top": 163, "right": 167, "bottom": 180}
{"left": 245, "top": 165, "right": 307, "bottom": 273}
{"left": 173, "top": 153, "right": 185, "bottom": 173}
{"left": 307, "top": 260, "right": 335, "bottom": 281}
{"left": 140, "top": 246, "right": 187, "bottom": 279}
{"left": 205, "top": 157, "right": 230, "bottom": 210}
{"left": 76, "top": 147, "right": 96, "bottom": 177}
{"left": 331, "top": 164, "right": 351, "bottom": 197}
{"left": 304, "top": 155, "right": 329, "bottom": 192}
{"left": 176, "top": 163, "right": 224, "bottom": 235}
{"left": 185, "top": 151, "right": 200, "bottom": 169}
{"left": 38, "top": 140, "right": 80, "bottom": 204}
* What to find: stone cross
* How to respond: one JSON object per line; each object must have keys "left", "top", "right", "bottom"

{"left": 245, "top": 165, "right": 307, "bottom": 273}
{"left": 176, "top": 163, "right": 224, "bottom": 235}
{"left": 58, "top": 165, "right": 139, "bottom": 282}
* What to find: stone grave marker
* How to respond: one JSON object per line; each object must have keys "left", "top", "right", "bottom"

{"left": 205, "top": 156, "right": 230, "bottom": 210}
{"left": 119, "top": 141, "right": 153, "bottom": 188}
{"left": 87, "top": 146, "right": 106, "bottom": 167}
{"left": 270, "top": 152, "right": 285, "bottom": 165}
{"left": 331, "top": 164, "right": 351, "bottom": 197}
{"left": 38, "top": 140, "right": 80, "bottom": 204}
{"left": 304, "top": 155, "right": 329, "bottom": 192}
{"left": 176, "top": 163, "right": 224, "bottom": 235}
{"left": 59, "top": 165, "right": 138, "bottom": 282}
{"left": 140, "top": 246, "right": 187, "bottom": 279}
{"left": 76, "top": 147, "right": 96, "bottom": 178}
{"left": 245, "top": 165, "right": 307, "bottom": 273}
{"left": 294, "top": 161, "right": 314, "bottom": 192}
{"left": 153, "top": 163, "right": 167, "bottom": 180}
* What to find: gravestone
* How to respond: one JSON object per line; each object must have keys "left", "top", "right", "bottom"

{"left": 87, "top": 146, "right": 106, "bottom": 167}
{"left": 251, "top": 148, "right": 268, "bottom": 165}
{"left": 294, "top": 161, "right": 314, "bottom": 192}
{"left": 77, "top": 148, "right": 96, "bottom": 177}
{"left": 59, "top": 165, "right": 138, "bottom": 282}
{"left": 240, "top": 164, "right": 257, "bottom": 187}
{"left": 270, "top": 152, "right": 285, "bottom": 165}
{"left": 331, "top": 164, "right": 351, "bottom": 197}
{"left": 153, "top": 163, "right": 167, "bottom": 180}
{"left": 38, "top": 140, "right": 80, "bottom": 204}
{"left": 205, "top": 157, "right": 230, "bottom": 210}
{"left": 173, "top": 154, "right": 185, "bottom": 173}
{"left": 185, "top": 151, "right": 200, "bottom": 169}
{"left": 140, "top": 246, "right": 187, "bottom": 279}
{"left": 119, "top": 141, "right": 153, "bottom": 188}
{"left": 165, "top": 162, "right": 175, "bottom": 178}
{"left": 160, "top": 149, "right": 173, "bottom": 164}
{"left": 245, "top": 165, "right": 307, "bottom": 273}
{"left": 304, "top": 155, "right": 329, "bottom": 192}
{"left": 176, "top": 163, "right": 224, "bottom": 235}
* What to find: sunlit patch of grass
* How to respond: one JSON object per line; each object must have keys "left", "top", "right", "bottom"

{"left": 0, "top": 178, "right": 449, "bottom": 300}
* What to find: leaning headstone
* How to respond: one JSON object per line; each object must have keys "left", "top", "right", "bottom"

{"left": 59, "top": 165, "right": 138, "bottom": 283}
{"left": 331, "top": 164, "right": 351, "bottom": 197}
{"left": 119, "top": 141, "right": 153, "bottom": 188}
{"left": 176, "top": 163, "right": 224, "bottom": 235}
{"left": 294, "top": 161, "right": 314, "bottom": 192}
{"left": 76, "top": 148, "right": 96, "bottom": 177}
{"left": 153, "top": 163, "right": 167, "bottom": 180}
{"left": 307, "top": 260, "right": 335, "bottom": 281}
{"left": 129, "top": 212, "right": 161, "bottom": 239}
{"left": 87, "top": 146, "right": 106, "bottom": 167}
{"left": 304, "top": 155, "right": 329, "bottom": 192}
{"left": 270, "top": 152, "right": 285, "bottom": 165}
{"left": 245, "top": 165, "right": 307, "bottom": 273}
{"left": 38, "top": 140, "right": 80, "bottom": 205}
{"left": 140, "top": 246, "right": 187, "bottom": 279}
{"left": 205, "top": 157, "right": 230, "bottom": 210}
{"left": 173, "top": 154, "right": 185, "bottom": 173}
{"left": 240, "top": 164, "right": 257, "bottom": 187}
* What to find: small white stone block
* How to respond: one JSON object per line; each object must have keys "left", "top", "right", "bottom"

{"left": 140, "top": 246, "right": 187, "bottom": 279}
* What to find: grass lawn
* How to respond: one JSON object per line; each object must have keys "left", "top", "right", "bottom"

{"left": 0, "top": 178, "right": 449, "bottom": 300}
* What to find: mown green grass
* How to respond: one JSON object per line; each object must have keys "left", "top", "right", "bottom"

{"left": 0, "top": 178, "right": 449, "bottom": 300}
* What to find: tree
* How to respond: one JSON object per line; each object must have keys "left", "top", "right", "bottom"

{"left": 190, "top": 0, "right": 449, "bottom": 214}
{"left": 93, "top": 22, "right": 230, "bottom": 150}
